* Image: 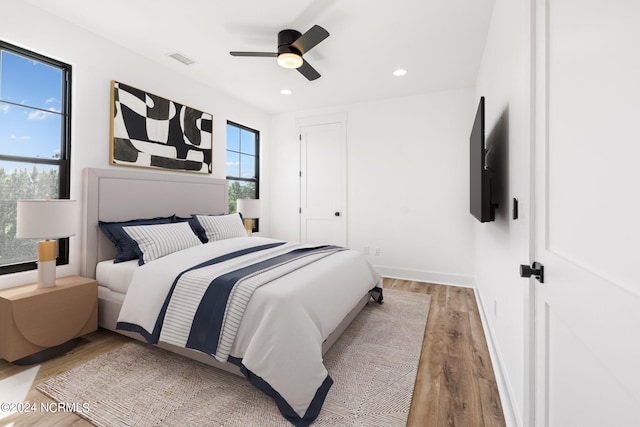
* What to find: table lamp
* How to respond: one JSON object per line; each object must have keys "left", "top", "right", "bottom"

{"left": 16, "top": 199, "right": 78, "bottom": 288}
{"left": 236, "top": 198, "right": 260, "bottom": 236}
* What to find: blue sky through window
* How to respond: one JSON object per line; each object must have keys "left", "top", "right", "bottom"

{"left": 226, "top": 123, "right": 257, "bottom": 179}
{"left": 0, "top": 50, "right": 64, "bottom": 161}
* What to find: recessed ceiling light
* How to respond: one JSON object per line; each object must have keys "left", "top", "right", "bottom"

{"left": 281, "top": 89, "right": 292, "bottom": 95}
{"left": 393, "top": 68, "right": 408, "bottom": 77}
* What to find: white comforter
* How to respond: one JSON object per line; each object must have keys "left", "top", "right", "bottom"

{"left": 117, "top": 236, "right": 381, "bottom": 423}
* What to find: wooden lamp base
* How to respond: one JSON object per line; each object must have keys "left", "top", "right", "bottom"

{"left": 37, "top": 239, "right": 57, "bottom": 288}
{"left": 244, "top": 218, "right": 253, "bottom": 236}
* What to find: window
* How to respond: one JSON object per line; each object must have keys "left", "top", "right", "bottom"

{"left": 0, "top": 41, "right": 72, "bottom": 275}
{"left": 226, "top": 121, "right": 259, "bottom": 232}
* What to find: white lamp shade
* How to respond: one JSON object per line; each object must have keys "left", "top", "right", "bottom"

{"left": 16, "top": 199, "right": 78, "bottom": 239}
{"left": 237, "top": 198, "right": 260, "bottom": 219}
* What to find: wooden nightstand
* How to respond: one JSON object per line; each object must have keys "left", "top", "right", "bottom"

{"left": 0, "top": 275, "right": 97, "bottom": 364}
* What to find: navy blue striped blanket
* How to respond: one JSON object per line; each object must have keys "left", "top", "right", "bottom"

{"left": 116, "top": 237, "right": 382, "bottom": 426}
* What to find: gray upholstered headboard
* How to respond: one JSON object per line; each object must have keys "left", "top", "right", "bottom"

{"left": 81, "top": 168, "right": 228, "bottom": 278}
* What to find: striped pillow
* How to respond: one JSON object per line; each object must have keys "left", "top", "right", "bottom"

{"left": 123, "top": 221, "right": 202, "bottom": 265}
{"left": 194, "top": 213, "right": 247, "bottom": 242}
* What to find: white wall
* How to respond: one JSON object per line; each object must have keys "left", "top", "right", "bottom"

{"left": 0, "top": 1, "right": 272, "bottom": 289}
{"left": 474, "top": 0, "right": 533, "bottom": 425}
{"left": 271, "top": 88, "right": 476, "bottom": 286}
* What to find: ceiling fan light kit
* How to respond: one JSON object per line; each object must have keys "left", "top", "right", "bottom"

{"left": 277, "top": 52, "right": 303, "bottom": 69}
{"left": 230, "top": 25, "right": 329, "bottom": 81}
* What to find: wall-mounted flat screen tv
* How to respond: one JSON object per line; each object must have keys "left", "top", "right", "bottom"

{"left": 470, "top": 96, "right": 496, "bottom": 222}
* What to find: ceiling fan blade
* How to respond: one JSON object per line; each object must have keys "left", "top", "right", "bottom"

{"left": 229, "top": 51, "right": 277, "bottom": 57}
{"left": 297, "top": 60, "right": 321, "bottom": 81}
{"left": 291, "top": 25, "right": 329, "bottom": 54}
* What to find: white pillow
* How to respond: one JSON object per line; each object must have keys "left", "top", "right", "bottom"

{"left": 123, "top": 221, "right": 202, "bottom": 265}
{"left": 195, "top": 213, "right": 247, "bottom": 242}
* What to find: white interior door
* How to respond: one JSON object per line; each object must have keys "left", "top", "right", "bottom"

{"left": 533, "top": 1, "right": 640, "bottom": 425}
{"left": 299, "top": 118, "right": 346, "bottom": 246}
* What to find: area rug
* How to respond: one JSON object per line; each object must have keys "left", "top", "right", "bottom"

{"left": 37, "top": 289, "right": 430, "bottom": 426}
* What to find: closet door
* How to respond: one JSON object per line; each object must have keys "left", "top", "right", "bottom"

{"left": 299, "top": 115, "right": 347, "bottom": 246}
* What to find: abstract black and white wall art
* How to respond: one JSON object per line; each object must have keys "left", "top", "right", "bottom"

{"left": 110, "top": 81, "right": 213, "bottom": 174}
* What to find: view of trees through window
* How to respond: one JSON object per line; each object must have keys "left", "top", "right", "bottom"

{"left": 226, "top": 121, "right": 259, "bottom": 231}
{"left": 228, "top": 180, "right": 256, "bottom": 214}
{"left": 0, "top": 41, "right": 71, "bottom": 274}
{"left": 0, "top": 166, "right": 59, "bottom": 267}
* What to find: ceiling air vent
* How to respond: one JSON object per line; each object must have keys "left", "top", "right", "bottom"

{"left": 168, "top": 52, "right": 195, "bottom": 65}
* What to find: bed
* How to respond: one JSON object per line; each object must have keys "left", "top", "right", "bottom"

{"left": 80, "top": 168, "right": 382, "bottom": 426}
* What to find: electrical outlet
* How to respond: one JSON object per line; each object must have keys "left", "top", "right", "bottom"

{"left": 374, "top": 248, "right": 381, "bottom": 256}
{"left": 363, "top": 246, "right": 370, "bottom": 255}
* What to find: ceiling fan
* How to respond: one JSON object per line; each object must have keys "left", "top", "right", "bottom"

{"left": 230, "top": 25, "right": 329, "bottom": 81}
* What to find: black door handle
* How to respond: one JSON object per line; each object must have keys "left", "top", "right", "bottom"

{"left": 520, "top": 262, "right": 544, "bottom": 283}
{"left": 334, "top": 212, "right": 340, "bottom": 217}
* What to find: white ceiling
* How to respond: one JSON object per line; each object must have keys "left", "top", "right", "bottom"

{"left": 24, "top": 0, "right": 495, "bottom": 114}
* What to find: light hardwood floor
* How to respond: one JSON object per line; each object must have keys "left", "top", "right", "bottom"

{"left": 0, "top": 279, "right": 505, "bottom": 426}
{"left": 391, "top": 279, "right": 506, "bottom": 427}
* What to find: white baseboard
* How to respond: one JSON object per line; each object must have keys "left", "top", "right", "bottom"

{"left": 374, "top": 265, "right": 475, "bottom": 288}
{"left": 473, "top": 287, "right": 521, "bottom": 427}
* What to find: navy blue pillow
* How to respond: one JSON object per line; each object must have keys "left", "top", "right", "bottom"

{"left": 99, "top": 216, "right": 174, "bottom": 263}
